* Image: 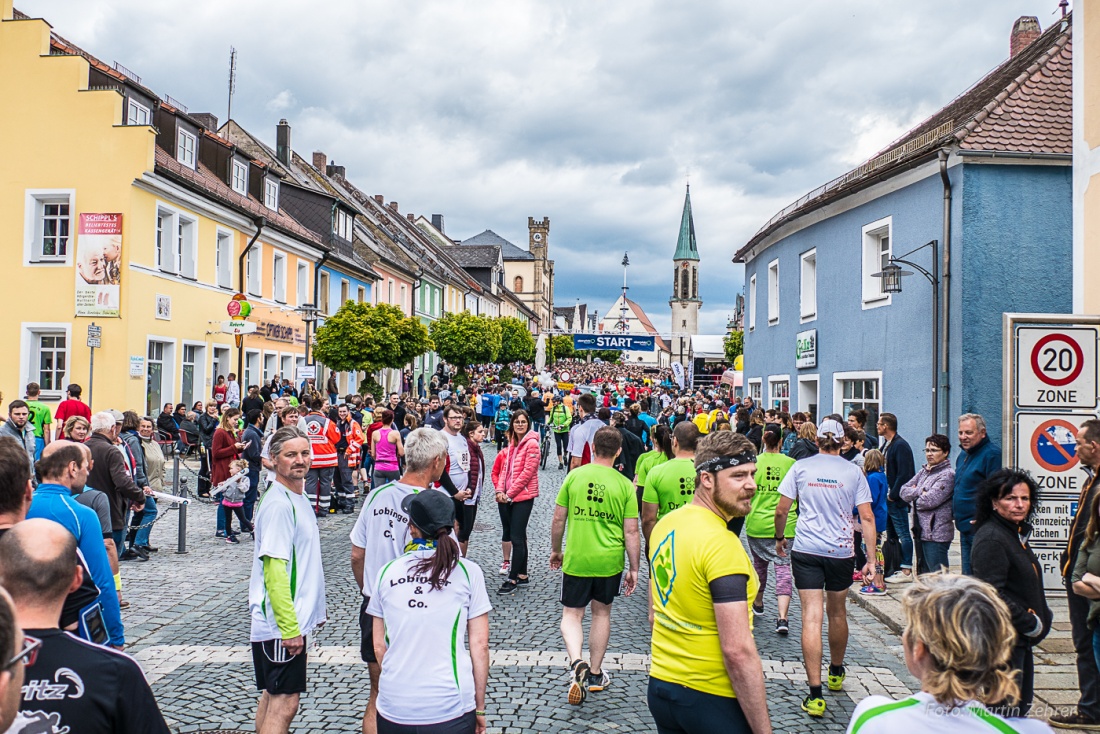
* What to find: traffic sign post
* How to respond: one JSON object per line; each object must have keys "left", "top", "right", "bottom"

{"left": 87, "top": 322, "right": 100, "bottom": 409}
{"left": 1005, "top": 314, "right": 1100, "bottom": 589}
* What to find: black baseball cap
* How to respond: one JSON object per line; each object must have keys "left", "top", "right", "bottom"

{"left": 401, "top": 490, "right": 455, "bottom": 537}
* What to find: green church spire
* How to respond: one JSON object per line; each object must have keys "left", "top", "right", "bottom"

{"left": 673, "top": 184, "right": 699, "bottom": 261}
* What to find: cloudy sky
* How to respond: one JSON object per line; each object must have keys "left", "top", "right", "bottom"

{"left": 20, "top": 0, "right": 1059, "bottom": 334}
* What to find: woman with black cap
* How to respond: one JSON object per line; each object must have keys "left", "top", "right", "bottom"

{"left": 368, "top": 490, "right": 491, "bottom": 734}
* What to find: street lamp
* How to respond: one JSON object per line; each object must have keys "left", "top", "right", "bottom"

{"left": 296, "top": 303, "right": 320, "bottom": 365}
{"left": 872, "top": 239, "right": 940, "bottom": 433}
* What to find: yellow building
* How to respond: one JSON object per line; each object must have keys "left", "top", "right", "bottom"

{"left": 0, "top": 3, "right": 323, "bottom": 414}
{"left": 1077, "top": 3, "right": 1100, "bottom": 312}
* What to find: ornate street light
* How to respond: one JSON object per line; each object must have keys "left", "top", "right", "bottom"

{"left": 296, "top": 302, "right": 321, "bottom": 365}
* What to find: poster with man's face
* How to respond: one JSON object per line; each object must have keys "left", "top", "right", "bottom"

{"left": 75, "top": 213, "right": 121, "bottom": 317}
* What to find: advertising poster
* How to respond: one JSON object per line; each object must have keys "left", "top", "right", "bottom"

{"left": 75, "top": 213, "right": 122, "bottom": 317}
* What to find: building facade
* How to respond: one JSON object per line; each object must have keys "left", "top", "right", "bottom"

{"left": 669, "top": 186, "right": 701, "bottom": 366}
{"left": 1076, "top": 3, "right": 1100, "bottom": 312}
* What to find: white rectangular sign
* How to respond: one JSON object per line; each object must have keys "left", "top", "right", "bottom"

{"left": 1016, "top": 326, "right": 1098, "bottom": 409}
{"left": 297, "top": 365, "right": 316, "bottom": 381}
{"left": 796, "top": 329, "right": 817, "bottom": 369}
{"left": 1015, "top": 412, "right": 1089, "bottom": 494}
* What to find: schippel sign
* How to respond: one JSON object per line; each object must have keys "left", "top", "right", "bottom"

{"left": 573, "top": 334, "right": 655, "bottom": 352}
{"left": 1005, "top": 314, "right": 1100, "bottom": 590}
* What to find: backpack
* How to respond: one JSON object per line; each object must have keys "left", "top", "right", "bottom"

{"left": 881, "top": 523, "right": 904, "bottom": 578}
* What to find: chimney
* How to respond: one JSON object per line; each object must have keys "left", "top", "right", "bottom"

{"left": 326, "top": 161, "right": 346, "bottom": 178}
{"left": 407, "top": 213, "right": 415, "bottom": 222}
{"left": 431, "top": 214, "right": 445, "bottom": 233}
{"left": 1010, "top": 16, "right": 1041, "bottom": 57}
{"left": 388, "top": 202, "right": 399, "bottom": 212}
{"left": 373, "top": 195, "right": 384, "bottom": 204}
{"left": 276, "top": 120, "right": 292, "bottom": 165}
{"left": 312, "top": 151, "right": 327, "bottom": 172}
{"left": 192, "top": 112, "right": 219, "bottom": 131}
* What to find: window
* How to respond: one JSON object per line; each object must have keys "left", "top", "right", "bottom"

{"left": 319, "top": 271, "right": 330, "bottom": 313}
{"left": 244, "top": 351, "right": 260, "bottom": 390}
{"left": 748, "top": 275, "right": 757, "bottom": 332}
{"left": 861, "top": 217, "right": 892, "bottom": 307}
{"left": 387, "top": 279, "right": 394, "bottom": 305}
{"left": 357, "top": 286, "right": 366, "bottom": 303}
{"left": 340, "top": 279, "right": 349, "bottom": 306}
{"left": 297, "top": 262, "right": 309, "bottom": 305}
{"left": 281, "top": 355, "right": 294, "bottom": 381}
{"left": 747, "top": 379, "right": 762, "bottom": 403}
{"left": 800, "top": 249, "right": 817, "bottom": 321}
{"left": 514, "top": 276, "right": 524, "bottom": 292}
{"left": 126, "top": 99, "right": 150, "bottom": 126}
{"left": 263, "top": 353, "right": 277, "bottom": 383}
{"left": 246, "top": 246, "right": 262, "bottom": 296}
{"left": 835, "top": 371, "right": 883, "bottom": 444}
{"left": 215, "top": 231, "right": 232, "bottom": 288}
{"left": 273, "top": 252, "right": 287, "bottom": 303}
{"left": 400, "top": 284, "right": 408, "bottom": 313}
{"left": 264, "top": 179, "right": 279, "bottom": 210}
{"left": 33, "top": 332, "right": 67, "bottom": 395}
{"left": 334, "top": 210, "right": 353, "bottom": 240}
{"left": 146, "top": 341, "right": 165, "bottom": 416}
{"left": 181, "top": 344, "right": 199, "bottom": 408}
{"left": 231, "top": 160, "right": 248, "bottom": 195}
{"left": 767, "top": 259, "right": 779, "bottom": 325}
{"left": 27, "top": 193, "right": 72, "bottom": 262}
{"left": 768, "top": 377, "right": 790, "bottom": 412}
{"left": 178, "top": 216, "right": 196, "bottom": 278}
{"left": 156, "top": 207, "right": 196, "bottom": 277}
{"left": 176, "top": 129, "right": 196, "bottom": 168}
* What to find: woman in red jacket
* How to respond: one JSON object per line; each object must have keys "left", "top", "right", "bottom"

{"left": 210, "top": 408, "right": 244, "bottom": 538}
{"left": 492, "top": 409, "right": 540, "bottom": 595}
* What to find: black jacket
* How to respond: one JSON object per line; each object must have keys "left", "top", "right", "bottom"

{"left": 788, "top": 438, "right": 818, "bottom": 461}
{"left": 884, "top": 434, "right": 916, "bottom": 504}
{"left": 745, "top": 425, "right": 763, "bottom": 450}
{"left": 615, "top": 427, "right": 645, "bottom": 481}
{"left": 972, "top": 512, "right": 1052, "bottom": 646}
{"left": 198, "top": 413, "right": 219, "bottom": 448}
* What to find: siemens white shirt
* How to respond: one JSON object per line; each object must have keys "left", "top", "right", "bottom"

{"left": 847, "top": 693, "right": 1053, "bottom": 734}
{"left": 778, "top": 453, "right": 873, "bottom": 558}
{"left": 248, "top": 483, "right": 327, "bottom": 642}
{"left": 444, "top": 431, "right": 470, "bottom": 494}
{"left": 367, "top": 550, "right": 492, "bottom": 726}
{"left": 350, "top": 481, "right": 450, "bottom": 599}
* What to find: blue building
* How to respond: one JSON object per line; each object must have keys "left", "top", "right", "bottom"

{"left": 737, "top": 16, "right": 1072, "bottom": 446}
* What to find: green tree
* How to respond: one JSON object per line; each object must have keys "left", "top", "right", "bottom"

{"left": 549, "top": 335, "right": 574, "bottom": 362}
{"left": 724, "top": 330, "right": 744, "bottom": 363}
{"left": 429, "top": 311, "right": 502, "bottom": 373}
{"left": 312, "top": 302, "right": 432, "bottom": 375}
{"left": 497, "top": 316, "right": 536, "bottom": 364}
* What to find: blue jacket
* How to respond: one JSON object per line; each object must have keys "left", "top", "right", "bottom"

{"left": 27, "top": 483, "right": 125, "bottom": 646}
{"left": 953, "top": 435, "right": 1002, "bottom": 533}
{"left": 865, "top": 470, "right": 889, "bottom": 532}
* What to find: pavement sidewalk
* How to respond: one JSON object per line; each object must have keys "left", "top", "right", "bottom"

{"left": 848, "top": 548, "right": 1086, "bottom": 731}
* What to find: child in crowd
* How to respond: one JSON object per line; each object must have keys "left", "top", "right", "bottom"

{"left": 494, "top": 402, "right": 511, "bottom": 451}
{"left": 858, "top": 449, "right": 889, "bottom": 595}
{"left": 214, "top": 458, "right": 252, "bottom": 544}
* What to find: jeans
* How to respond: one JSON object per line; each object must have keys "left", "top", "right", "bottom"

{"left": 647, "top": 678, "right": 752, "bottom": 734}
{"left": 1092, "top": 628, "right": 1100, "bottom": 684}
{"left": 216, "top": 503, "right": 227, "bottom": 534}
{"left": 1068, "top": 576, "right": 1100, "bottom": 719}
{"left": 960, "top": 530, "right": 974, "bottom": 575}
{"left": 243, "top": 482, "right": 259, "bottom": 524}
{"left": 498, "top": 499, "right": 534, "bottom": 580}
{"left": 134, "top": 496, "right": 157, "bottom": 547}
{"left": 887, "top": 503, "right": 913, "bottom": 569}
{"left": 34, "top": 436, "right": 44, "bottom": 462}
{"left": 921, "top": 540, "right": 950, "bottom": 572}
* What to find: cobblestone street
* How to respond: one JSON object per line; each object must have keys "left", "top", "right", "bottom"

{"left": 127, "top": 454, "right": 919, "bottom": 733}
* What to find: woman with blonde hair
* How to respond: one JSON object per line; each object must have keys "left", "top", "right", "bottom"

{"left": 846, "top": 572, "right": 1051, "bottom": 732}
{"left": 62, "top": 415, "right": 90, "bottom": 441}
{"left": 788, "top": 421, "right": 819, "bottom": 461}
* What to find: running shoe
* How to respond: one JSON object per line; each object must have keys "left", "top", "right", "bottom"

{"left": 776, "top": 619, "right": 789, "bottom": 635}
{"left": 752, "top": 600, "right": 764, "bottom": 615}
{"left": 827, "top": 667, "right": 846, "bottom": 691}
{"left": 226, "top": 534, "right": 240, "bottom": 544}
{"left": 801, "top": 695, "right": 826, "bottom": 717}
{"left": 516, "top": 577, "right": 529, "bottom": 586}
{"left": 586, "top": 670, "right": 610, "bottom": 692}
{"left": 499, "top": 560, "right": 511, "bottom": 576}
{"left": 496, "top": 580, "right": 517, "bottom": 595}
{"left": 215, "top": 531, "right": 226, "bottom": 538}
{"left": 568, "top": 661, "right": 590, "bottom": 705}
{"left": 859, "top": 584, "right": 887, "bottom": 596}
{"left": 852, "top": 570, "right": 863, "bottom": 582}
{"left": 885, "top": 571, "right": 913, "bottom": 584}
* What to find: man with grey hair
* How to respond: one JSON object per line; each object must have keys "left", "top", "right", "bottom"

{"left": 86, "top": 412, "right": 148, "bottom": 559}
{"left": 953, "top": 413, "right": 1000, "bottom": 576}
{"left": 349, "top": 427, "right": 450, "bottom": 734}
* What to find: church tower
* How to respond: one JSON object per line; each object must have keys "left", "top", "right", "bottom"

{"left": 669, "top": 185, "right": 701, "bottom": 364}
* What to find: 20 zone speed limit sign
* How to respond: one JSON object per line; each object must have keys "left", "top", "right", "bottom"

{"left": 1017, "top": 326, "right": 1098, "bottom": 409}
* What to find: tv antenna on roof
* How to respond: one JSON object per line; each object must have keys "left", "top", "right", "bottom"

{"left": 227, "top": 47, "right": 237, "bottom": 124}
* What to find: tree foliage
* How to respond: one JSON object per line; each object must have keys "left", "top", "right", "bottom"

{"left": 497, "top": 317, "right": 536, "bottom": 364}
{"left": 549, "top": 335, "right": 574, "bottom": 363}
{"left": 724, "top": 330, "right": 744, "bottom": 363}
{"left": 312, "top": 302, "right": 432, "bottom": 374}
{"left": 429, "top": 311, "right": 502, "bottom": 372}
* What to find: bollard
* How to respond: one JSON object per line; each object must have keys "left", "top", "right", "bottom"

{"left": 174, "top": 452, "right": 188, "bottom": 555}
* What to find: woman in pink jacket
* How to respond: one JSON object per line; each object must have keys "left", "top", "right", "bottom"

{"left": 492, "top": 409, "right": 540, "bottom": 595}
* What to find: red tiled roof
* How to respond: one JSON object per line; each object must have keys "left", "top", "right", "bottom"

{"left": 153, "top": 148, "right": 323, "bottom": 246}
{"left": 737, "top": 16, "right": 1072, "bottom": 261}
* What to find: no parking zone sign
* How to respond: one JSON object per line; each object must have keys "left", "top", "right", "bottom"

{"left": 1005, "top": 314, "right": 1100, "bottom": 590}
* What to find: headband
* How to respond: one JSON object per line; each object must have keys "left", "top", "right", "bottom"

{"left": 695, "top": 452, "right": 757, "bottom": 474}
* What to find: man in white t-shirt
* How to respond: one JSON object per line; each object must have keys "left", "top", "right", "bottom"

{"left": 349, "top": 427, "right": 451, "bottom": 734}
{"left": 248, "top": 426, "right": 326, "bottom": 734}
{"left": 441, "top": 405, "right": 473, "bottom": 502}
{"left": 775, "top": 418, "right": 877, "bottom": 720}
{"left": 568, "top": 393, "right": 604, "bottom": 470}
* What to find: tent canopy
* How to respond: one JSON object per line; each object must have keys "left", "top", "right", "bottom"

{"left": 690, "top": 335, "right": 727, "bottom": 360}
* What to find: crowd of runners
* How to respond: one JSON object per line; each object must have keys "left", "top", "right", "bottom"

{"left": 0, "top": 360, "right": 1086, "bottom": 733}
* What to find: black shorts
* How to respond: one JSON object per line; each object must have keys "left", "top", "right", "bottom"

{"left": 455, "top": 502, "right": 478, "bottom": 543}
{"left": 252, "top": 637, "right": 308, "bottom": 694}
{"left": 554, "top": 431, "right": 569, "bottom": 454}
{"left": 479, "top": 414, "right": 493, "bottom": 430}
{"left": 791, "top": 550, "right": 854, "bottom": 592}
{"left": 360, "top": 597, "right": 377, "bottom": 663}
{"left": 560, "top": 572, "right": 622, "bottom": 608}
{"left": 378, "top": 710, "right": 477, "bottom": 734}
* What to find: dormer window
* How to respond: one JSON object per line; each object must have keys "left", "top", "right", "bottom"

{"left": 264, "top": 179, "right": 279, "bottom": 210}
{"left": 126, "top": 99, "right": 150, "bottom": 126}
{"left": 176, "top": 129, "right": 196, "bottom": 169}
{"left": 231, "top": 160, "right": 248, "bottom": 195}
{"left": 334, "top": 210, "right": 353, "bottom": 240}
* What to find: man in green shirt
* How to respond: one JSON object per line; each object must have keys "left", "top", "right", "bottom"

{"left": 551, "top": 426, "right": 640, "bottom": 706}
{"left": 24, "top": 382, "right": 52, "bottom": 461}
{"left": 641, "top": 421, "right": 700, "bottom": 545}
{"left": 745, "top": 426, "right": 797, "bottom": 635}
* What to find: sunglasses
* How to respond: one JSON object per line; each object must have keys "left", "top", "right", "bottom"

{"left": 5, "top": 635, "right": 41, "bottom": 671}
